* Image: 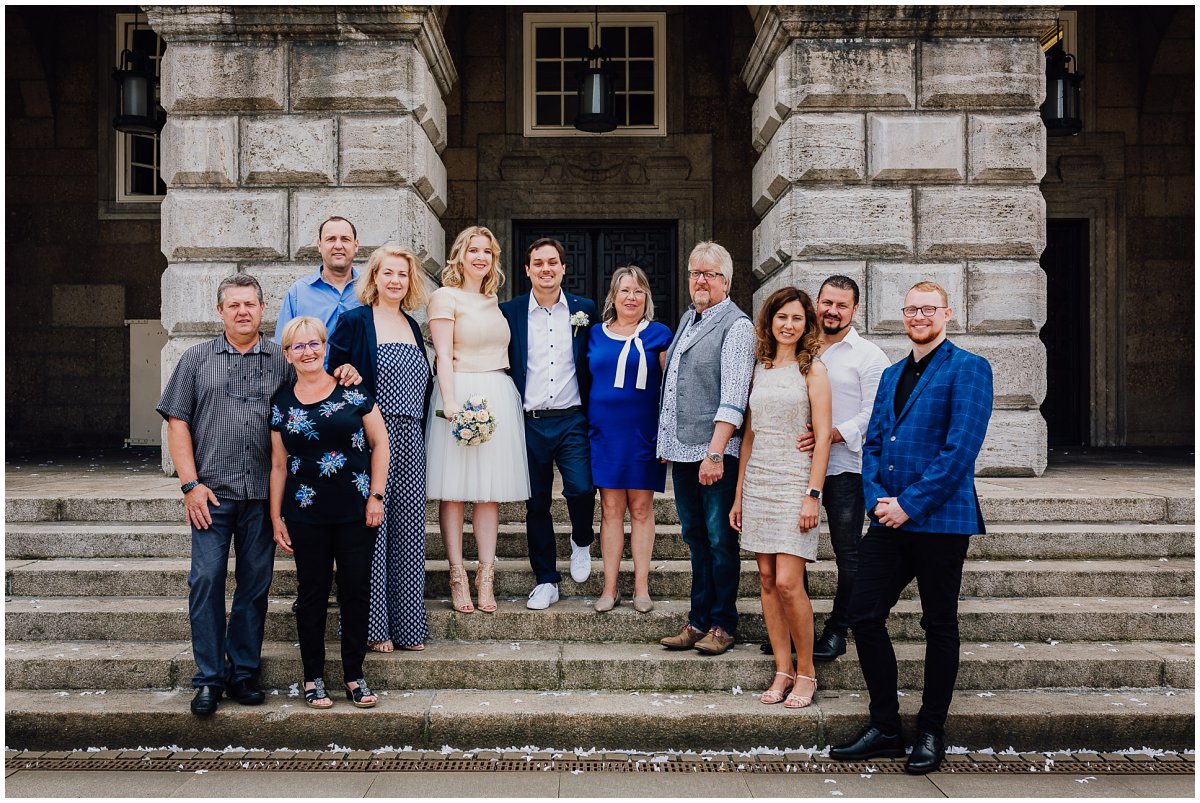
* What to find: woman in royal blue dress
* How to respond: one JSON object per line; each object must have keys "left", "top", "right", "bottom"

{"left": 328, "top": 243, "right": 432, "bottom": 654}
{"left": 270, "top": 316, "right": 389, "bottom": 709}
{"left": 587, "top": 265, "right": 673, "bottom": 613}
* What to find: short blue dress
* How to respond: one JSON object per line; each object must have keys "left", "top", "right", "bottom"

{"left": 587, "top": 320, "right": 673, "bottom": 491}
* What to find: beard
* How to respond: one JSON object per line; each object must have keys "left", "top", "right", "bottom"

{"left": 905, "top": 325, "right": 941, "bottom": 345}
{"left": 821, "top": 316, "right": 850, "bottom": 336}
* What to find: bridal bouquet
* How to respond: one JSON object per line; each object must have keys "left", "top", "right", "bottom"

{"left": 436, "top": 395, "right": 497, "bottom": 446}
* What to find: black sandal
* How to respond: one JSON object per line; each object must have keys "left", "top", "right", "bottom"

{"left": 345, "top": 678, "right": 377, "bottom": 708}
{"left": 304, "top": 677, "right": 331, "bottom": 709}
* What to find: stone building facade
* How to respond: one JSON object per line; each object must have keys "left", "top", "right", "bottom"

{"left": 4, "top": 5, "right": 1195, "bottom": 475}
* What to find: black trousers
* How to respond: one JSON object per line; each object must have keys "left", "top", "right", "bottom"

{"left": 847, "top": 526, "right": 970, "bottom": 738}
{"left": 821, "top": 472, "right": 867, "bottom": 637}
{"left": 289, "top": 519, "right": 377, "bottom": 684}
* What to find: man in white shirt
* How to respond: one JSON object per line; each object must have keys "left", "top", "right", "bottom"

{"left": 796, "top": 275, "right": 890, "bottom": 661}
{"left": 499, "top": 238, "right": 600, "bottom": 610}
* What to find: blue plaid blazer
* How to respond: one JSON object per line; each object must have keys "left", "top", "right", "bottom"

{"left": 862, "top": 339, "right": 993, "bottom": 535}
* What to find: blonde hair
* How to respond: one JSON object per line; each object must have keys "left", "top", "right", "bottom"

{"left": 358, "top": 243, "right": 429, "bottom": 311}
{"left": 602, "top": 265, "right": 655, "bottom": 324}
{"left": 687, "top": 241, "right": 734, "bottom": 289}
{"left": 442, "top": 226, "right": 504, "bottom": 297}
{"left": 907, "top": 280, "right": 949, "bottom": 305}
{"left": 279, "top": 316, "right": 327, "bottom": 350}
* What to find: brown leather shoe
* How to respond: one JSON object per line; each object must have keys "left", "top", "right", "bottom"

{"left": 659, "top": 623, "right": 706, "bottom": 650}
{"left": 695, "top": 626, "right": 735, "bottom": 655}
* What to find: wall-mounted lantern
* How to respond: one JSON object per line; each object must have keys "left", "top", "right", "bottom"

{"left": 1041, "top": 25, "right": 1083, "bottom": 137}
{"left": 112, "top": 48, "right": 163, "bottom": 134}
{"left": 573, "top": 9, "right": 618, "bottom": 133}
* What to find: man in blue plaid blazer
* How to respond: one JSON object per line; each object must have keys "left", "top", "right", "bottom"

{"left": 830, "top": 281, "right": 993, "bottom": 775}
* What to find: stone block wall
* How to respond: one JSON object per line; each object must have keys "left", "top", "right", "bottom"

{"left": 146, "top": 7, "right": 453, "bottom": 411}
{"left": 5, "top": 8, "right": 166, "bottom": 449}
{"left": 744, "top": 8, "right": 1055, "bottom": 476}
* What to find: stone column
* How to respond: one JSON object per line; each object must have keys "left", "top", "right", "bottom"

{"left": 146, "top": 6, "right": 455, "bottom": 471}
{"left": 744, "top": 6, "right": 1056, "bottom": 476}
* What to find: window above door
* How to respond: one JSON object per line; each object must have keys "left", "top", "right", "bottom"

{"left": 522, "top": 12, "right": 667, "bottom": 138}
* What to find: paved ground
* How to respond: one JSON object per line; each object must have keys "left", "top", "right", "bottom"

{"left": 4, "top": 767, "right": 1194, "bottom": 798}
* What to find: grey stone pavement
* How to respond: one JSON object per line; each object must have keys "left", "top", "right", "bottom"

{"left": 2, "top": 767, "right": 1195, "bottom": 798}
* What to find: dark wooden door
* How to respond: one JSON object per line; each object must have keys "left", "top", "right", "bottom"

{"left": 1040, "top": 219, "right": 1090, "bottom": 447}
{"left": 511, "top": 221, "right": 678, "bottom": 325}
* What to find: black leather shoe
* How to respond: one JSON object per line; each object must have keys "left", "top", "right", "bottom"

{"left": 759, "top": 641, "right": 798, "bottom": 656}
{"left": 190, "top": 686, "right": 222, "bottom": 716}
{"left": 829, "top": 725, "right": 906, "bottom": 761}
{"left": 812, "top": 630, "right": 848, "bottom": 662}
{"left": 904, "top": 730, "right": 945, "bottom": 775}
{"left": 226, "top": 678, "right": 265, "bottom": 706}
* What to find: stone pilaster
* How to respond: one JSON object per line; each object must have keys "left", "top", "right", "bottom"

{"left": 744, "top": 6, "right": 1056, "bottom": 476}
{"left": 147, "top": 6, "right": 455, "bottom": 471}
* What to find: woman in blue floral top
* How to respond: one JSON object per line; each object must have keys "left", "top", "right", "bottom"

{"left": 269, "top": 316, "right": 389, "bottom": 710}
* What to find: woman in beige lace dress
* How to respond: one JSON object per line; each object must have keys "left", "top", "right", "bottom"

{"left": 730, "top": 286, "right": 832, "bottom": 709}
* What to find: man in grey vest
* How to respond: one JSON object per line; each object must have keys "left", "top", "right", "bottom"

{"left": 657, "top": 242, "right": 755, "bottom": 656}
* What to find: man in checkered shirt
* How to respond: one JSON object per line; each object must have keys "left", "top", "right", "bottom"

{"left": 830, "top": 280, "right": 993, "bottom": 775}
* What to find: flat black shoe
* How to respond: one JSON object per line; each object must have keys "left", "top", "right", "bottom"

{"left": 813, "top": 631, "right": 848, "bottom": 662}
{"left": 829, "top": 725, "right": 905, "bottom": 761}
{"left": 905, "top": 730, "right": 945, "bottom": 775}
{"left": 226, "top": 678, "right": 265, "bottom": 706}
{"left": 190, "top": 686, "right": 222, "bottom": 716}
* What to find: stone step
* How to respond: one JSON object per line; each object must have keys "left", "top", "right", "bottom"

{"left": 4, "top": 687, "right": 1193, "bottom": 752}
{"left": 8, "top": 596, "right": 1193, "bottom": 644}
{"left": 7, "top": 557, "right": 1194, "bottom": 600}
{"left": 5, "top": 639, "right": 1192, "bottom": 693}
{"left": 7, "top": 488, "right": 1192, "bottom": 525}
{"left": 6, "top": 521, "right": 1194, "bottom": 561}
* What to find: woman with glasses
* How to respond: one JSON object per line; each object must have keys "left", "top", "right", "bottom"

{"left": 269, "top": 316, "right": 389, "bottom": 709}
{"left": 730, "top": 286, "right": 832, "bottom": 710}
{"left": 329, "top": 244, "right": 432, "bottom": 654}
{"left": 586, "top": 266, "right": 672, "bottom": 613}
{"left": 425, "top": 226, "right": 530, "bottom": 613}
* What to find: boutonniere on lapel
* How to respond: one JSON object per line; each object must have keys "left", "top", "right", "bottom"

{"left": 570, "top": 311, "right": 590, "bottom": 336}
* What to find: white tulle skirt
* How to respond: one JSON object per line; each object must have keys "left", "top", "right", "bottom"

{"left": 425, "top": 370, "right": 531, "bottom": 503}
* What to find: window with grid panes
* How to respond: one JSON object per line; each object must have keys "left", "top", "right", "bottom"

{"left": 115, "top": 13, "right": 166, "bottom": 202}
{"left": 524, "top": 13, "right": 666, "bottom": 137}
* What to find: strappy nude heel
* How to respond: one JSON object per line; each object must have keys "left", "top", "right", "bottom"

{"left": 474, "top": 560, "right": 497, "bottom": 613}
{"left": 760, "top": 671, "right": 795, "bottom": 705}
{"left": 784, "top": 673, "right": 818, "bottom": 709}
{"left": 448, "top": 563, "right": 474, "bottom": 613}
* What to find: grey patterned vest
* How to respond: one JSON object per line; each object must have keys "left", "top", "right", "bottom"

{"left": 664, "top": 300, "right": 751, "bottom": 445}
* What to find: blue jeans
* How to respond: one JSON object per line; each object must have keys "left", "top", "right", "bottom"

{"left": 188, "top": 497, "right": 276, "bottom": 688}
{"left": 524, "top": 411, "right": 596, "bottom": 584}
{"left": 822, "top": 471, "right": 867, "bottom": 637}
{"left": 672, "top": 456, "right": 740, "bottom": 635}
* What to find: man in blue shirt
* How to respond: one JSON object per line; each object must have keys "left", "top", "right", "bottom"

{"left": 273, "top": 216, "right": 362, "bottom": 343}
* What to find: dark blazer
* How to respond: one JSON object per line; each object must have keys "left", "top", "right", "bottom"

{"left": 862, "top": 339, "right": 993, "bottom": 535}
{"left": 499, "top": 291, "right": 598, "bottom": 413}
{"left": 327, "top": 304, "right": 433, "bottom": 420}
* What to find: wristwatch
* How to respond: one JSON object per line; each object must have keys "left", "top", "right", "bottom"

{"left": 806, "top": 488, "right": 822, "bottom": 501}
{"left": 180, "top": 480, "right": 199, "bottom": 495}
{"left": 370, "top": 492, "right": 384, "bottom": 501}
{"left": 705, "top": 451, "right": 724, "bottom": 463}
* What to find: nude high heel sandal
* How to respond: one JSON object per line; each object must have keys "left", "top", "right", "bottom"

{"left": 474, "top": 560, "right": 497, "bottom": 612}
{"left": 448, "top": 563, "right": 474, "bottom": 613}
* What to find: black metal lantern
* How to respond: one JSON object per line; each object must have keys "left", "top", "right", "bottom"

{"left": 1041, "top": 42, "right": 1083, "bottom": 136}
{"left": 573, "top": 10, "right": 618, "bottom": 133}
{"left": 112, "top": 48, "right": 163, "bottom": 135}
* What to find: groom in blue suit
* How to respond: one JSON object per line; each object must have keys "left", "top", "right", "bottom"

{"left": 830, "top": 280, "right": 993, "bottom": 775}
{"left": 500, "top": 238, "right": 599, "bottom": 610}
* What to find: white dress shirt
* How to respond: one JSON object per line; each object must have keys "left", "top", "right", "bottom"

{"left": 820, "top": 327, "right": 892, "bottom": 475}
{"left": 524, "top": 291, "right": 582, "bottom": 411}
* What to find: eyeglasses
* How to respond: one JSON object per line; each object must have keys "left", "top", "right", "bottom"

{"left": 617, "top": 288, "right": 647, "bottom": 296}
{"left": 687, "top": 270, "right": 724, "bottom": 281}
{"left": 900, "top": 305, "right": 947, "bottom": 318}
{"left": 289, "top": 340, "right": 325, "bottom": 354}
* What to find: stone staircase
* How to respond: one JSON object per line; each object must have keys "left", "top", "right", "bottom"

{"left": 5, "top": 484, "right": 1195, "bottom": 753}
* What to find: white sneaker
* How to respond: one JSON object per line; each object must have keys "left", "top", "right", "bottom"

{"left": 526, "top": 582, "right": 560, "bottom": 610}
{"left": 570, "top": 541, "right": 592, "bottom": 583}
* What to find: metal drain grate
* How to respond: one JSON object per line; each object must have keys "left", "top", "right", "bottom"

{"left": 6, "top": 754, "right": 1194, "bottom": 775}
